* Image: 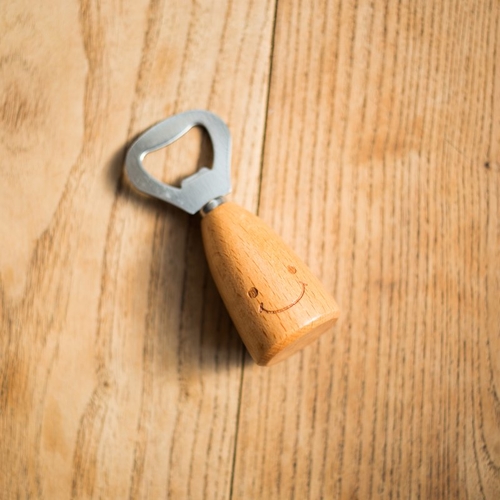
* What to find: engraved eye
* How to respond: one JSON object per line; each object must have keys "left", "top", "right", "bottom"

{"left": 248, "top": 287, "right": 259, "bottom": 298}
{"left": 288, "top": 266, "right": 297, "bottom": 274}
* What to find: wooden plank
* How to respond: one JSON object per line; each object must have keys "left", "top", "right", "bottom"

{"left": 232, "top": 0, "right": 500, "bottom": 498}
{"left": 0, "top": 0, "right": 275, "bottom": 498}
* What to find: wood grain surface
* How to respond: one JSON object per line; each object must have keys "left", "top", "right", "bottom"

{"left": 0, "top": 0, "right": 498, "bottom": 499}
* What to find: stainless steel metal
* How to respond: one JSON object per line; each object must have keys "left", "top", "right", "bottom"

{"left": 125, "top": 110, "right": 231, "bottom": 214}
{"left": 200, "top": 196, "right": 227, "bottom": 217}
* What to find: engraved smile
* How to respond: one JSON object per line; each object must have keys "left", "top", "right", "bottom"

{"left": 259, "top": 282, "right": 307, "bottom": 314}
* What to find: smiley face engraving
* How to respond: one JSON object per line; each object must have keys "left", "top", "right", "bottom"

{"left": 247, "top": 265, "right": 307, "bottom": 314}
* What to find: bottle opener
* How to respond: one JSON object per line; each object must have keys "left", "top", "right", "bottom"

{"left": 126, "top": 110, "right": 340, "bottom": 366}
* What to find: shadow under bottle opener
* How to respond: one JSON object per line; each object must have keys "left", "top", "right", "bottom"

{"left": 126, "top": 110, "right": 340, "bottom": 366}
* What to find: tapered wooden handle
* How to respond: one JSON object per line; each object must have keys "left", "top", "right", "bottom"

{"left": 201, "top": 202, "right": 340, "bottom": 366}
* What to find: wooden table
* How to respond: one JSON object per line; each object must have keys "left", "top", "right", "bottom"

{"left": 1, "top": 1, "right": 499, "bottom": 498}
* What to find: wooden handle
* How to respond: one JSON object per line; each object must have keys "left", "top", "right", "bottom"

{"left": 201, "top": 202, "right": 340, "bottom": 366}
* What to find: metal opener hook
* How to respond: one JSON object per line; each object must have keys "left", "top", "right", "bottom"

{"left": 125, "top": 110, "right": 232, "bottom": 214}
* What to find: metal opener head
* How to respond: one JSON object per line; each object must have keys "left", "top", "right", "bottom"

{"left": 125, "top": 110, "right": 231, "bottom": 215}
